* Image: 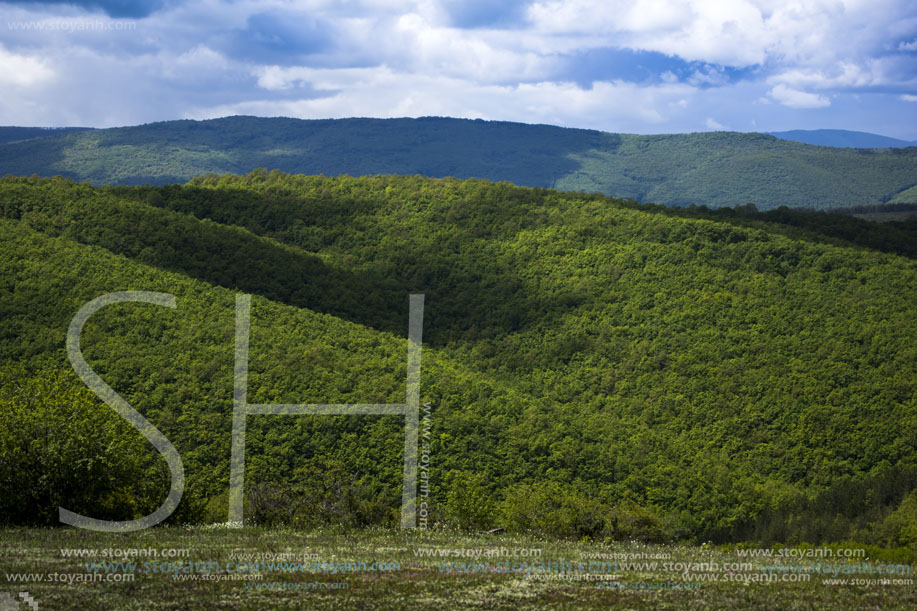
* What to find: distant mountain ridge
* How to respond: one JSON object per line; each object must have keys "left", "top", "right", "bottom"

{"left": 0, "top": 116, "right": 914, "bottom": 210}
{"left": 767, "top": 129, "right": 917, "bottom": 149}
{"left": 0, "top": 126, "right": 92, "bottom": 144}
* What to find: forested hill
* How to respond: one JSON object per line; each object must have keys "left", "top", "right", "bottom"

{"left": 0, "top": 126, "right": 91, "bottom": 144}
{"left": 768, "top": 129, "right": 917, "bottom": 149}
{"left": 1, "top": 173, "right": 915, "bottom": 549}
{"left": 1, "top": 116, "right": 915, "bottom": 210}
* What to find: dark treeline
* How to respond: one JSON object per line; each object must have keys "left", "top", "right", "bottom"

{"left": 627, "top": 200, "right": 917, "bottom": 259}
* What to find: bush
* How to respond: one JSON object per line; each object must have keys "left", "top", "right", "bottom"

{"left": 870, "top": 490, "right": 917, "bottom": 549}
{"left": 0, "top": 365, "right": 167, "bottom": 525}
{"left": 443, "top": 471, "right": 495, "bottom": 530}
{"left": 242, "top": 465, "right": 398, "bottom": 528}
{"left": 498, "top": 482, "right": 672, "bottom": 541}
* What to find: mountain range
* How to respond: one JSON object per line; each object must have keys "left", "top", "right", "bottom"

{"left": 767, "top": 129, "right": 917, "bottom": 149}
{"left": 0, "top": 117, "right": 914, "bottom": 210}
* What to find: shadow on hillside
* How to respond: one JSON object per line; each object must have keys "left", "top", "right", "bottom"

{"left": 0, "top": 126, "right": 92, "bottom": 145}
{"left": 0, "top": 134, "right": 79, "bottom": 182}
{"left": 118, "top": 175, "right": 197, "bottom": 186}
{"left": 109, "top": 182, "right": 579, "bottom": 348}
{"left": 646, "top": 202, "right": 917, "bottom": 260}
{"left": 85, "top": 117, "right": 621, "bottom": 188}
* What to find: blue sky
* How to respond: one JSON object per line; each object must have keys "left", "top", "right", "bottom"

{"left": 1, "top": 0, "right": 916, "bottom": 138}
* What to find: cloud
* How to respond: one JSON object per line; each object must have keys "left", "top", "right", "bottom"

{"left": 0, "top": 43, "right": 55, "bottom": 87}
{"left": 901, "top": 94, "right": 917, "bottom": 102}
{"left": 3, "top": 0, "right": 167, "bottom": 18}
{"left": 0, "top": 0, "right": 915, "bottom": 139}
{"left": 220, "top": 10, "right": 336, "bottom": 64}
{"left": 552, "top": 46, "right": 754, "bottom": 88}
{"left": 705, "top": 117, "right": 725, "bottom": 130}
{"left": 771, "top": 63, "right": 878, "bottom": 90}
{"left": 388, "top": 12, "right": 551, "bottom": 82}
{"left": 528, "top": 0, "right": 771, "bottom": 66}
{"left": 439, "top": 0, "right": 531, "bottom": 29}
{"left": 767, "top": 84, "right": 830, "bottom": 109}
{"left": 768, "top": 55, "right": 917, "bottom": 94}
{"left": 526, "top": 0, "right": 917, "bottom": 87}
{"left": 191, "top": 65, "right": 697, "bottom": 132}
{"left": 688, "top": 65, "right": 730, "bottom": 87}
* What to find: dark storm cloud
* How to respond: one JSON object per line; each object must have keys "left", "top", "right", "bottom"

{"left": 221, "top": 10, "right": 335, "bottom": 65}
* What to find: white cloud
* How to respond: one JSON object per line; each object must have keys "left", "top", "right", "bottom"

{"left": 195, "top": 65, "right": 698, "bottom": 132}
{"left": 527, "top": 0, "right": 836, "bottom": 66}
{"left": 161, "top": 45, "right": 231, "bottom": 80}
{"left": 526, "top": 0, "right": 917, "bottom": 92}
{"left": 772, "top": 66, "right": 864, "bottom": 89}
{"left": 0, "top": 44, "right": 56, "bottom": 88}
{"left": 389, "top": 12, "right": 553, "bottom": 82}
{"left": 705, "top": 117, "right": 725, "bottom": 130}
{"left": 0, "top": 0, "right": 915, "bottom": 137}
{"left": 527, "top": 0, "right": 770, "bottom": 65}
{"left": 688, "top": 65, "right": 728, "bottom": 86}
{"left": 769, "top": 59, "right": 906, "bottom": 90}
{"left": 767, "top": 84, "right": 830, "bottom": 108}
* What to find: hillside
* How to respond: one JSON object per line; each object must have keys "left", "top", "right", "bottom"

{"left": 1, "top": 173, "right": 915, "bottom": 548}
{"left": 768, "top": 129, "right": 917, "bottom": 149}
{"left": 0, "top": 126, "right": 92, "bottom": 144}
{"left": 0, "top": 116, "right": 915, "bottom": 210}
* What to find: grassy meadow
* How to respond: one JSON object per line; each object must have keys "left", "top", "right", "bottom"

{"left": 1, "top": 527, "right": 914, "bottom": 609}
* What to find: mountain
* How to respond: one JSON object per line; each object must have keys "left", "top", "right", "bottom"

{"left": 2, "top": 173, "right": 915, "bottom": 548}
{"left": 1, "top": 116, "right": 915, "bottom": 210}
{"left": 0, "top": 126, "right": 92, "bottom": 144}
{"left": 768, "top": 129, "right": 917, "bottom": 149}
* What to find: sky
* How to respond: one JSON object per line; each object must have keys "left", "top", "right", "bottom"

{"left": 1, "top": 0, "right": 916, "bottom": 139}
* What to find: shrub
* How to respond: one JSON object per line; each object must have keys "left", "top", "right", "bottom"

{"left": 0, "top": 364, "right": 167, "bottom": 525}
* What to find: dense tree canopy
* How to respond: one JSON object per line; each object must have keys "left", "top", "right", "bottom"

{"left": 1, "top": 173, "right": 914, "bottom": 549}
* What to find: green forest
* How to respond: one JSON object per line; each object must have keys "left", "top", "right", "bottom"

{"left": 1, "top": 172, "right": 915, "bottom": 551}
{"left": 1, "top": 116, "right": 915, "bottom": 210}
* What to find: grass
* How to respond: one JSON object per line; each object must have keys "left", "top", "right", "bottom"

{"left": 1, "top": 527, "right": 914, "bottom": 609}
